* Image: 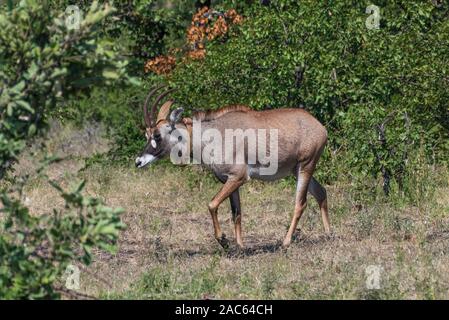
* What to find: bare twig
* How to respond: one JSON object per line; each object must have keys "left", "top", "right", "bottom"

{"left": 55, "top": 286, "right": 96, "bottom": 300}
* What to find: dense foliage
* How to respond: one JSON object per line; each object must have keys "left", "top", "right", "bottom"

{"left": 50, "top": 0, "right": 244, "bottom": 73}
{"left": 0, "top": 176, "right": 124, "bottom": 299}
{"left": 0, "top": 1, "right": 130, "bottom": 298}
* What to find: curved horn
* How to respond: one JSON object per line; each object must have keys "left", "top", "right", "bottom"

{"left": 150, "top": 88, "right": 176, "bottom": 126}
{"left": 143, "top": 84, "right": 167, "bottom": 127}
{"left": 156, "top": 100, "right": 176, "bottom": 124}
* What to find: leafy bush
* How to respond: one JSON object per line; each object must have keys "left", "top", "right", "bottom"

{"left": 52, "top": 1, "right": 166, "bottom": 57}
{"left": 0, "top": 0, "right": 134, "bottom": 175}
{"left": 0, "top": 172, "right": 124, "bottom": 299}
{"left": 0, "top": 0, "right": 132, "bottom": 298}
{"left": 50, "top": 1, "right": 236, "bottom": 74}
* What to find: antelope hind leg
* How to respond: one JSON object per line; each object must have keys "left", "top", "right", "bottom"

{"left": 229, "top": 189, "right": 243, "bottom": 249}
{"left": 308, "top": 176, "right": 331, "bottom": 233}
{"left": 282, "top": 166, "right": 312, "bottom": 248}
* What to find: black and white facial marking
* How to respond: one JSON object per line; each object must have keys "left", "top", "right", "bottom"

{"left": 135, "top": 108, "right": 187, "bottom": 169}
{"left": 135, "top": 127, "right": 166, "bottom": 168}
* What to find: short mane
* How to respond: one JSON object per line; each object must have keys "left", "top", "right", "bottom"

{"left": 193, "top": 105, "right": 251, "bottom": 122}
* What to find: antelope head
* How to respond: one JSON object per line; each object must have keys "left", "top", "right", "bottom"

{"left": 135, "top": 85, "right": 190, "bottom": 168}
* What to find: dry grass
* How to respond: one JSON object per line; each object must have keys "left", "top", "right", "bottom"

{"left": 17, "top": 122, "right": 449, "bottom": 299}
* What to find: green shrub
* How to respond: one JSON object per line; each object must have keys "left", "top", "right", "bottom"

{"left": 0, "top": 173, "right": 124, "bottom": 299}
{"left": 49, "top": 1, "right": 244, "bottom": 74}
{"left": 49, "top": 0, "right": 167, "bottom": 70}
{"left": 0, "top": 0, "right": 133, "bottom": 298}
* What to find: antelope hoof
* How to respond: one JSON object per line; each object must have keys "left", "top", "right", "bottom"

{"left": 282, "top": 239, "right": 291, "bottom": 249}
{"left": 281, "top": 243, "right": 291, "bottom": 255}
{"left": 217, "top": 234, "right": 230, "bottom": 249}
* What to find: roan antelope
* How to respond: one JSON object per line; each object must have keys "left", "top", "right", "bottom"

{"left": 135, "top": 85, "right": 330, "bottom": 249}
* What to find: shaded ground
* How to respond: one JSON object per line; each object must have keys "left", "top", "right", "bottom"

{"left": 18, "top": 122, "right": 449, "bottom": 299}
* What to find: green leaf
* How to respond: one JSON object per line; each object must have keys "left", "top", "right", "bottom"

{"left": 16, "top": 100, "right": 34, "bottom": 113}
{"left": 102, "top": 69, "right": 120, "bottom": 80}
{"left": 28, "top": 124, "right": 36, "bottom": 136}
{"left": 11, "top": 81, "right": 26, "bottom": 93}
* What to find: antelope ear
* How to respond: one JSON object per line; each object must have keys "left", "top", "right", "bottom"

{"left": 169, "top": 108, "right": 184, "bottom": 124}
{"left": 156, "top": 100, "right": 175, "bottom": 124}
{"left": 182, "top": 117, "right": 193, "bottom": 126}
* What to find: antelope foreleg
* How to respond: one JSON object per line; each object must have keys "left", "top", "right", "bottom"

{"left": 209, "top": 178, "right": 244, "bottom": 248}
